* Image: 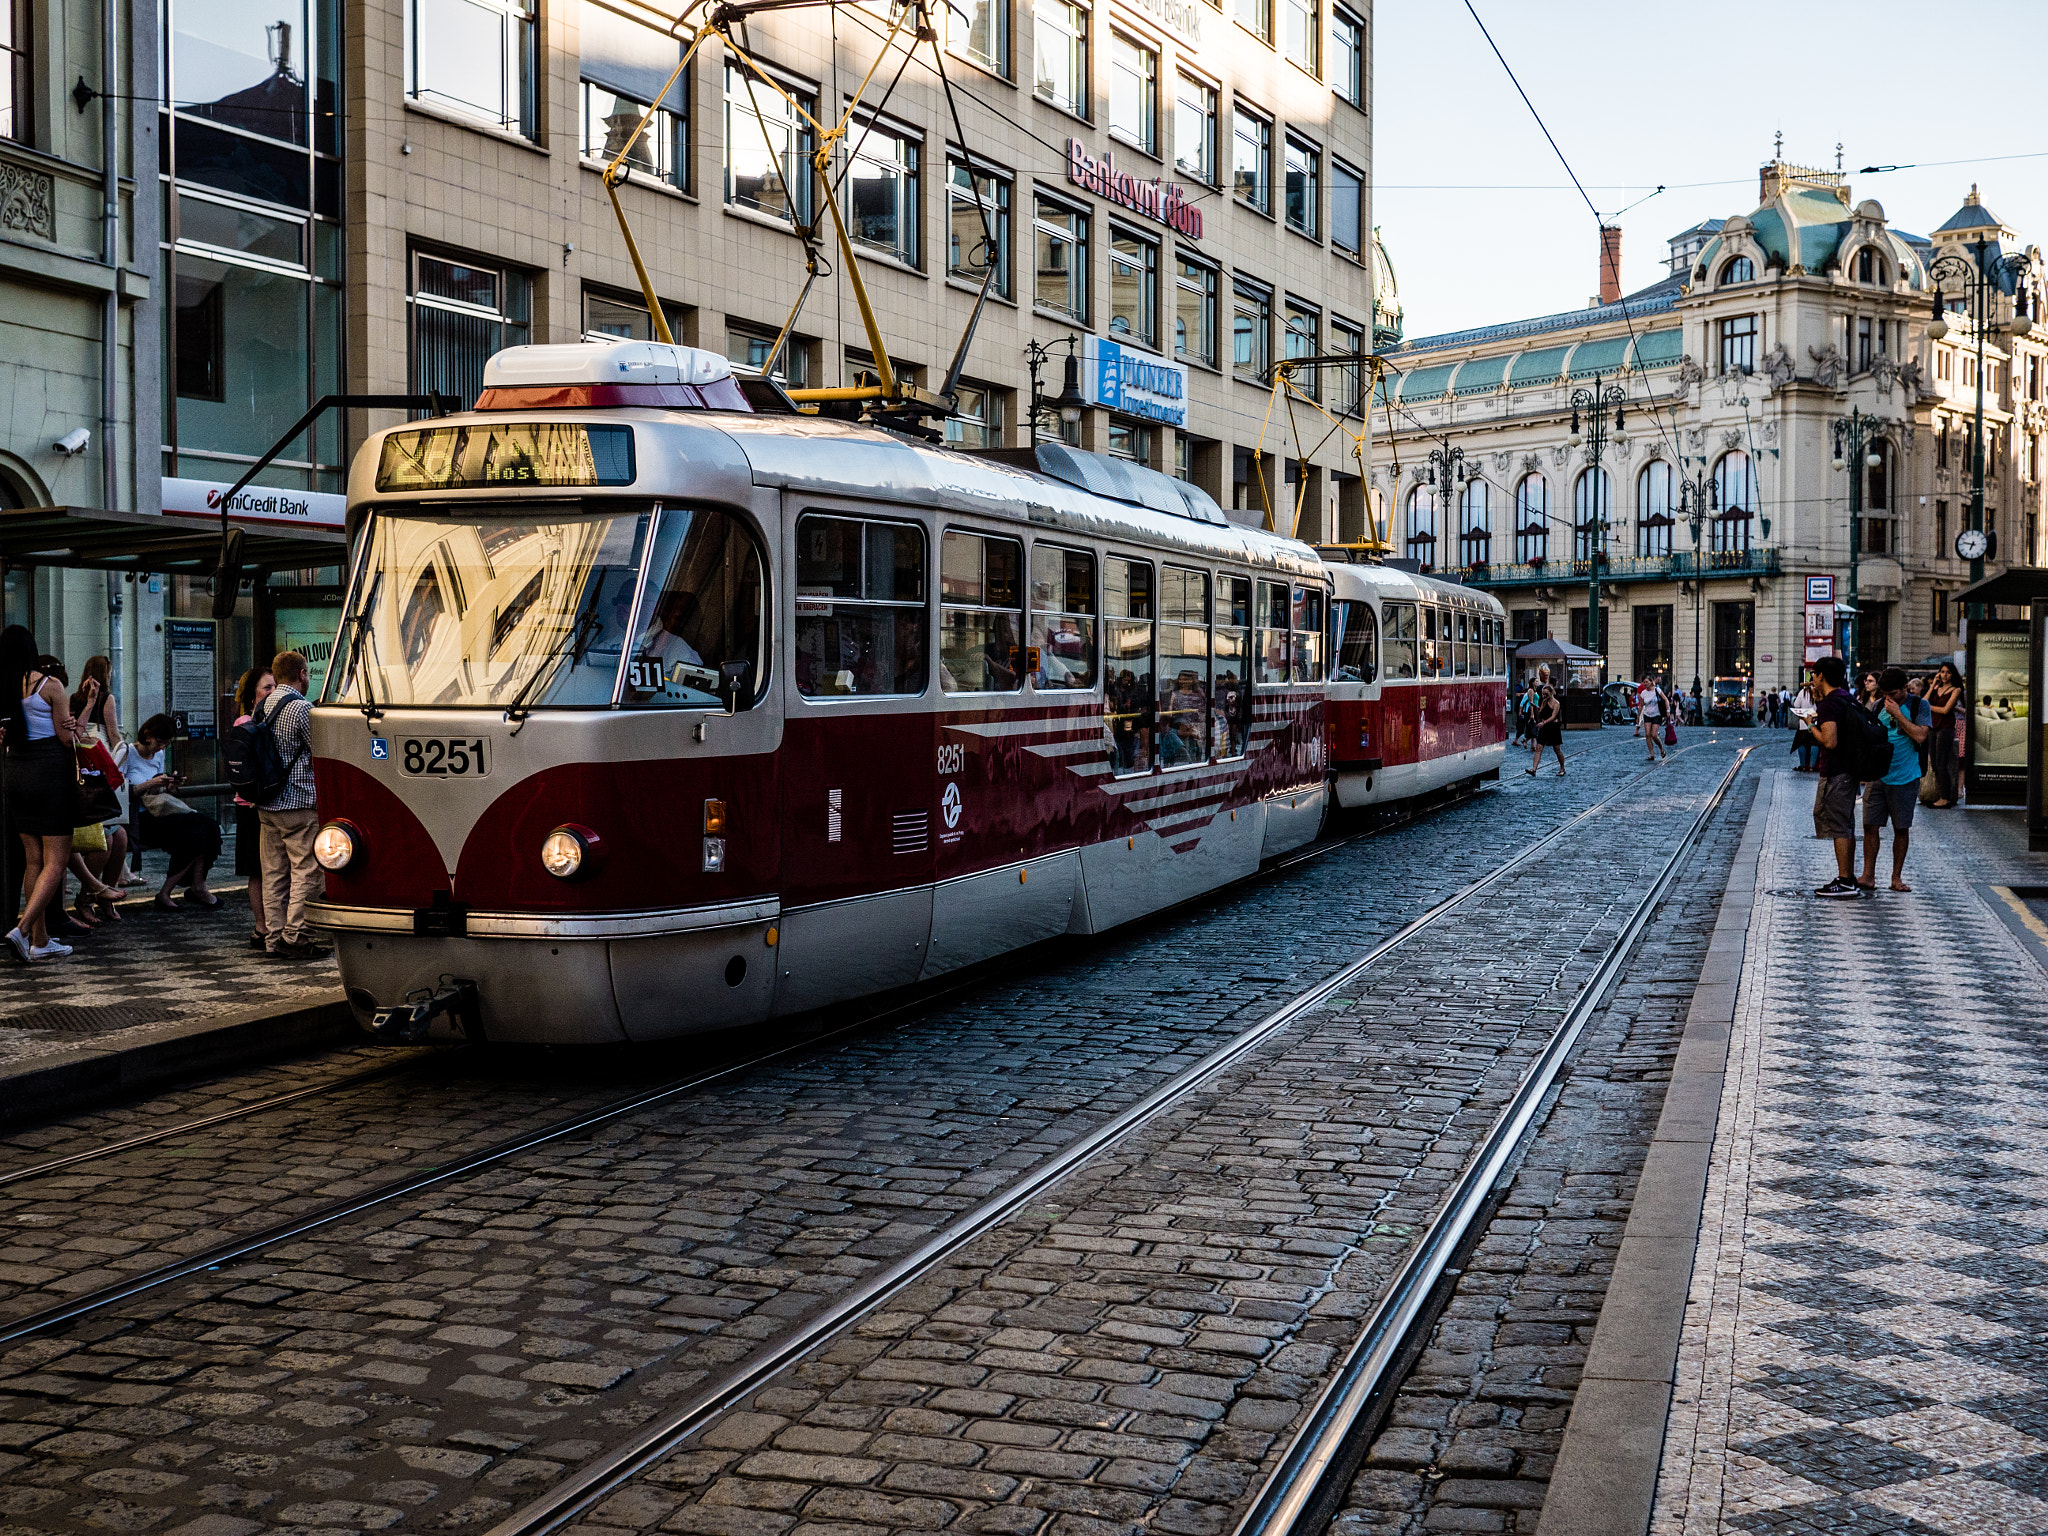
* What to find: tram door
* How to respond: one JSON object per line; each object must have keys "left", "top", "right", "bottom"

{"left": 771, "top": 504, "right": 935, "bottom": 1014}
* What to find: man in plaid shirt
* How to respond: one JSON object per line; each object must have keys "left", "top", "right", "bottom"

{"left": 255, "top": 650, "right": 329, "bottom": 960}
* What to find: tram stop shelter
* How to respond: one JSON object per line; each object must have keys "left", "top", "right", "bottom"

{"left": 1514, "top": 635, "right": 1605, "bottom": 728}
{"left": 1957, "top": 564, "right": 2047, "bottom": 849}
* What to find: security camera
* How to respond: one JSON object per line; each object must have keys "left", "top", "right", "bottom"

{"left": 53, "top": 428, "right": 91, "bottom": 456}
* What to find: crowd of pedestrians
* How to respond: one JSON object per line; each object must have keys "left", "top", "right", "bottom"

{"left": 2, "top": 624, "right": 331, "bottom": 965}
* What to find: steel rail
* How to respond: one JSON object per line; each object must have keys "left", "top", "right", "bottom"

{"left": 481, "top": 750, "right": 1705, "bottom": 1536}
{"left": 1229, "top": 745, "right": 1753, "bottom": 1536}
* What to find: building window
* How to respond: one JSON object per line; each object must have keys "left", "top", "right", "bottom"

{"left": 948, "top": 159, "right": 1011, "bottom": 298}
{"left": 951, "top": 0, "right": 1010, "bottom": 77}
{"left": 1719, "top": 313, "right": 1757, "bottom": 374}
{"left": 846, "top": 116, "right": 919, "bottom": 265}
{"left": 1174, "top": 433, "right": 1195, "bottom": 481}
{"left": 1109, "top": 227, "right": 1159, "bottom": 348}
{"left": 585, "top": 288, "right": 684, "bottom": 344}
{"left": 1233, "top": 103, "right": 1270, "bottom": 212}
{"left": 1283, "top": 300, "right": 1318, "bottom": 397}
{"left": 1855, "top": 315, "right": 1892, "bottom": 373}
{"left": 1108, "top": 420, "right": 1153, "bottom": 464}
{"left": 407, "top": 0, "right": 534, "bottom": 136}
{"left": 582, "top": 85, "right": 684, "bottom": 190}
{"left": 1718, "top": 255, "right": 1754, "bottom": 285}
{"left": 1636, "top": 460, "right": 1674, "bottom": 557}
{"left": 579, "top": 5, "right": 689, "bottom": 190}
{"left": 1710, "top": 450, "right": 1754, "bottom": 556}
{"left": 1404, "top": 485, "right": 1436, "bottom": 570}
{"left": 1330, "top": 317, "right": 1364, "bottom": 415}
{"left": 2029, "top": 355, "right": 2040, "bottom": 400}
{"left": 1284, "top": 0, "right": 1318, "bottom": 72}
{"left": 946, "top": 383, "right": 1005, "bottom": 448}
{"left": 1034, "top": 0, "right": 1088, "bottom": 119}
{"left": 1855, "top": 246, "right": 1888, "bottom": 284}
{"left": 1932, "top": 587, "right": 1949, "bottom": 634}
{"left": 1284, "top": 136, "right": 1319, "bottom": 238}
{"left": 410, "top": 250, "right": 531, "bottom": 408}
{"left": 725, "top": 62, "right": 814, "bottom": 224}
{"left": 1936, "top": 499, "right": 1948, "bottom": 553}
{"left": 1860, "top": 440, "right": 1893, "bottom": 555}
{"left": 1938, "top": 349, "right": 1952, "bottom": 382}
{"left": 1236, "top": 0, "right": 1270, "bottom": 42}
{"left": 1, "top": 0, "right": 27, "bottom": 145}
{"left": 1175, "top": 76, "right": 1216, "bottom": 184}
{"left": 1232, "top": 278, "right": 1270, "bottom": 378}
{"left": 1573, "top": 467, "right": 1610, "bottom": 561}
{"left": 1330, "top": 159, "right": 1362, "bottom": 254}
{"left": 1515, "top": 473, "right": 1548, "bottom": 563}
{"left": 1109, "top": 33, "right": 1156, "bottom": 152}
{"left": 1459, "top": 480, "right": 1491, "bottom": 567}
{"left": 1034, "top": 196, "right": 1088, "bottom": 322}
{"left": 1176, "top": 258, "right": 1217, "bottom": 366}
{"left": 726, "top": 322, "right": 812, "bottom": 388}
{"left": 1937, "top": 420, "right": 1949, "bottom": 469}
{"left": 1329, "top": 7, "right": 1362, "bottom": 105}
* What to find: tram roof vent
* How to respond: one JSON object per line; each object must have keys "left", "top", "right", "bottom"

{"left": 483, "top": 340, "right": 735, "bottom": 389}
{"left": 968, "top": 442, "right": 1226, "bottom": 526}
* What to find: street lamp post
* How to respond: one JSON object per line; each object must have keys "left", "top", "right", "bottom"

{"left": 1025, "top": 337, "right": 1085, "bottom": 447}
{"left": 1677, "top": 460, "right": 1716, "bottom": 705}
{"left": 1830, "top": 410, "right": 1888, "bottom": 671}
{"left": 1568, "top": 374, "right": 1626, "bottom": 678}
{"left": 1927, "top": 237, "right": 2035, "bottom": 616}
{"left": 1426, "top": 445, "right": 1470, "bottom": 572}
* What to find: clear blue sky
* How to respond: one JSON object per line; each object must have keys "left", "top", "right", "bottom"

{"left": 1374, "top": 0, "right": 2048, "bottom": 341}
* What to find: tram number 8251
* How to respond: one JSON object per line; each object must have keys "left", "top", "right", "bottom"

{"left": 399, "top": 737, "right": 491, "bottom": 777}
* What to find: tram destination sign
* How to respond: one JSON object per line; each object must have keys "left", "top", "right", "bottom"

{"left": 1067, "top": 140, "right": 1203, "bottom": 239}
{"left": 375, "top": 422, "right": 637, "bottom": 492}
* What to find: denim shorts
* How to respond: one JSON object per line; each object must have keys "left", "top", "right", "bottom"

{"left": 1863, "top": 780, "right": 1917, "bottom": 831}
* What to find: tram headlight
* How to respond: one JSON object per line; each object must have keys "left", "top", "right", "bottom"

{"left": 541, "top": 824, "right": 600, "bottom": 881}
{"left": 313, "top": 821, "right": 361, "bottom": 872}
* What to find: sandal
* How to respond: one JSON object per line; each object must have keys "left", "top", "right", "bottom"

{"left": 93, "top": 893, "right": 122, "bottom": 922}
{"left": 67, "top": 902, "right": 101, "bottom": 929}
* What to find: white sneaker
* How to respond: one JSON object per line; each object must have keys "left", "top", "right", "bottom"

{"left": 29, "top": 940, "right": 73, "bottom": 960}
{"left": 3, "top": 928, "right": 29, "bottom": 964}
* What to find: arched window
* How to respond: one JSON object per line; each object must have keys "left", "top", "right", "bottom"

{"left": 1855, "top": 247, "right": 1889, "bottom": 285}
{"left": 1711, "top": 451, "right": 1755, "bottom": 558}
{"left": 1459, "top": 479, "right": 1492, "bottom": 566}
{"left": 1404, "top": 484, "right": 1437, "bottom": 570}
{"left": 1514, "top": 473, "right": 1548, "bottom": 564}
{"left": 1719, "top": 256, "right": 1755, "bottom": 286}
{"left": 1636, "top": 461, "right": 1674, "bottom": 557}
{"left": 1573, "top": 467, "right": 1611, "bottom": 562}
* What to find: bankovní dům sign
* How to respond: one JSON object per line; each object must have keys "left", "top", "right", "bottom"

{"left": 1067, "top": 140, "right": 1203, "bottom": 240}
{"left": 1082, "top": 336, "right": 1189, "bottom": 428}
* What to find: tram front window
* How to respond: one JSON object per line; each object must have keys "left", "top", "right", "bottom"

{"left": 328, "top": 506, "right": 764, "bottom": 710}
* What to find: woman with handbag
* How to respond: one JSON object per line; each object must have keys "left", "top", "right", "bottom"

{"left": 2, "top": 627, "right": 83, "bottom": 962}
{"left": 70, "top": 655, "right": 134, "bottom": 908}
{"left": 232, "top": 667, "right": 275, "bottom": 949}
{"left": 125, "top": 714, "right": 222, "bottom": 912}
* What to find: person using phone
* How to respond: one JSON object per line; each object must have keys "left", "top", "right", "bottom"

{"left": 1859, "top": 667, "right": 1930, "bottom": 893}
{"left": 125, "top": 715, "right": 222, "bottom": 912}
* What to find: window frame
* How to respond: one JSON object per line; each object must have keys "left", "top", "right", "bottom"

{"left": 1108, "top": 31, "right": 1158, "bottom": 154}
{"left": 1719, "top": 313, "right": 1757, "bottom": 374}
{"left": 1329, "top": 158, "right": 1362, "bottom": 255}
{"left": 1514, "top": 472, "right": 1548, "bottom": 564}
{"left": 939, "top": 526, "right": 1027, "bottom": 696}
{"left": 950, "top": 0, "right": 1012, "bottom": 78}
{"left": 1109, "top": 223, "right": 1161, "bottom": 350}
{"left": 945, "top": 382, "right": 1006, "bottom": 448}
{"left": 1284, "top": 299, "right": 1319, "bottom": 399}
{"left": 1232, "top": 276, "right": 1271, "bottom": 380}
{"left": 1709, "top": 451, "right": 1754, "bottom": 556}
{"left": 406, "top": 247, "right": 531, "bottom": 407}
{"left": 1458, "top": 478, "right": 1491, "bottom": 566}
{"left": 1572, "top": 467, "right": 1611, "bottom": 561}
{"left": 1718, "top": 255, "right": 1754, "bottom": 286}
{"left": 790, "top": 512, "right": 931, "bottom": 701}
{"left": 1235, "top": 0, "right": 1271, "bottom": 43}
{"left": 1032, "top": 191, "right": 1090, "bottom": 324}
{"left": 1033, "top": 0, "right": 1091, "bottom": 120}
{"left": 1332, "top": 598, "right": 1377, "bottom": 683}
{"left": 2, "top": 0, "right": 31, "bottom": 146}
{"left": 580, "top": 80, "right": 687, "bottom": 192}
{"left": 407, "top": 0, "right": 536, "bottom": 137}
{"left": 1232, "top": 101, "right": 1271, "bottom": 214}
{"left": 1283, "top": 134, "right": 1320, "bottom": 238}
{"left": 1329, "top": 316, "right": 1364, "bottom": 416}
{"left": 1176, "top": 255, "right": 1219, "bottom": 368}
{"left": 1105, "top": 554, "right": 1158, "bottom": 774}
{"left": 1329, "top": 6, "right": 1363, "bottom": 106}
{"left": 1212, "top": 572, "right": 1255, "bottom": 757}
{"left": 723, "top": 59, "right": 816, "bottom": 226}
{"left": 1636, "top": 460, "right": 1674, "bottom": 557}
{"left": 1029, "top": 541, "right": 1099, "bottom": 692}
{"left": 1156, "top": 564, "right": 1212, "bottom": 767}
{"left": 844, "top": 111, "right": 922, "bottom": 267}
{"left": 1174, "top": 74, "right": 1217, "bottom": 185}
{"left": 947, "top": 155, "right": 1012, "bottom": 298}
{"left": 1283, "top": 0, "right": 1319, "bottom": 75}
{"left": 1403, "top": 484, "right": 1436, "bottom": 570}
{"left": 724, "top": 321, "right": 813, "bottom": 388}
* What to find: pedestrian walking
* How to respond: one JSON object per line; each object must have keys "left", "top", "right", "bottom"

{"left": 1791, "top": 681, "right": 1817, "bottom": 770}
{"left": 232, "top": 666, "right": 275, "bottom": 951}
{"left": 1525, "top": 666, "right": 1566, "bottom": 777}
{"left": 252, "top": 651, "right": 329, "bottom": 960}
{"left": 2, "top": 627, "right": 84, "bottom": 962}
{"left": 1808, "top": 656, "right": 1867, "bottom": 899}
{"left": 1860, "top": 667, "right": 1929, "bottom": 893}
{"left": 1636, "top": 670, "right": 1669, "bottom": 763}
{"left": 1925, "top": 661, "right": 1963, "bottom": 807}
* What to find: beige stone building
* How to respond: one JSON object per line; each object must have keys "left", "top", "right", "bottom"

{"left": 1370, "top": 156, "right": 2047, "bottom": 698}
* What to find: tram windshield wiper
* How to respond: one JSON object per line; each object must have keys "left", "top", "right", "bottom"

{"left": 501, "top": 587, "right": 605, "bottom": 729}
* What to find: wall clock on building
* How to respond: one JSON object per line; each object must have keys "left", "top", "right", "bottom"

{"left": 1954, "top": 527, "right": 1990, "bottom": 561}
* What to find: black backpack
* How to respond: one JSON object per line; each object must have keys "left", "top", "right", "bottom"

{"left": 1834, "top": 698, "right": 1893, "bottom": 782}
{"left": 224, "top": 694, "right": 305, "bottom": 804}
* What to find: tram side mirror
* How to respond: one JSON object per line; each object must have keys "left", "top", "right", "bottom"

{"left": 719, "top": 661, "right": 750, "bottom": 715}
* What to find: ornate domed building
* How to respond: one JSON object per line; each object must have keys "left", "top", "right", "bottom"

{"left": 1372, "top": 229, "right": 1404, "bottom": 352}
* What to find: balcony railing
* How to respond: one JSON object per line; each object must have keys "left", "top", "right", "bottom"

{"left": 1444, "top": 547, "right": 1782, "bottom": 590}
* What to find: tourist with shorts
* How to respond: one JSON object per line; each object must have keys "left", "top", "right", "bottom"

{"left": 1636, "top": 671, "right": 1668, "bottom": 763}
{"left": 1807, "top": 656, "right": 1862, "bottom": 899}
{"left": 1859, "top": 666, "right": 1929, "bottom": 893}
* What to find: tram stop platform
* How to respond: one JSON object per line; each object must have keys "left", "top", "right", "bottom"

{"left": 0, "top": 836, "right": 346, "bottom": 1127}
{"left": 1543, "top": 773, "right": 2048, "bottom": 1536}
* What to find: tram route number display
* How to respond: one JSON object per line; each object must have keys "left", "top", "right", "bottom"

{"left": 395, "top": 737, "right": 491, "bottom": 777}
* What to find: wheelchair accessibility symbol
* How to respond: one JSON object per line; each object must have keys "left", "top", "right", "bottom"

{"left": 370, "top": 738, "right": 390, "bottom": 761}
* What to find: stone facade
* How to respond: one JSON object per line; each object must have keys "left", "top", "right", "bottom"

{"left": 1370, "top": 158, "right": 2046, "bottom": 695}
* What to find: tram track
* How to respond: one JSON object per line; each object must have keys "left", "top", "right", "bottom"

{"left": 473, "top": 746, "right": 1745, "bottom": 1536}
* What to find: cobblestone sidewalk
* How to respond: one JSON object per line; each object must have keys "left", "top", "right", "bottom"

{"left": 1653, "top": 781, "right": 2048, "bottom": 1535}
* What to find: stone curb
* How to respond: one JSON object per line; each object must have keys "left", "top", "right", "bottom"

{"left": 0, "top": 989, "right": 353, "bottom": 1131}
{"left": 1533, "top": 768, "right": 1775, "bottom": 1536}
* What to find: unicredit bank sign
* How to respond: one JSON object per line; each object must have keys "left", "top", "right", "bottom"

{"left": 1083, "top": 336, "right": 1188, "bottom": 427}
{"left": 1066, "top": 140, "right": 1203, "bottom": 240}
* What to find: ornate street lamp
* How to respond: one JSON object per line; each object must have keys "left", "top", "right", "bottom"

{"left": 1829, "top": 410, "right": 1890, "bottom": 670}
{"left": 1426, "top": 445, "right": 1472, "bottom": 572}
{"left": 1026, "top": 337, "right": 1085, "bottom": 447}
{"left": 1568, "top": 374, "right": 1626, "bottom": 675}
{"left": 1927, "top": 236, "right": 2035, "bottom": 611}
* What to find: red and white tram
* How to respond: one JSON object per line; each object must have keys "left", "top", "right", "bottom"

{"left": 305, "top": 341, "right": 1501, "bottom": 1045}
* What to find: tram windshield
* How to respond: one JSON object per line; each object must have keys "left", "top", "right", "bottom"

{"left": 326, "top": 505, "right": 764, "bottom": 710}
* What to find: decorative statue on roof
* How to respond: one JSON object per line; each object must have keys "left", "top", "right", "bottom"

{"left": 1898, "top": 357, "right": 1925, "bottom": 397}
{"left": 1672, "top": 354, "right": 1705, "bottom": 395}
{"left": 1808, "top": 343, "right": 1845, "bottom": 389}
{"left": 1762, "top": 342, "right": 1796, "bottom": 389}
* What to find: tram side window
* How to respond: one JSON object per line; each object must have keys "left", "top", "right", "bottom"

{"left": 940, "top": 530, "right": 1025, "bottom": 692}
{"left": 1291, "top": 586, "right": 1325, "bottom": 683}
{"left": 1255, "top": 580, "right": 1290, "bottom": 685}
{"left": 1105, "top": 558, "right": 1156, "bottom": 772}
{"left": 625, "top": 507, "right": 769, "bottom": 708}
{"left": 1487, "top": 616, "right": 1501, "bottom": 675}
{"left": 1454, "top": 610, "right": 1469, "bottom": 678}
{"left": 1420, "top": 606, "right": 1442, "bottom": 676}
{"left": 795, "top": 514, "right": 929, "bottom": 697}
{"left": 1332, "top": 599, "right": 1376, "bottom": 682}
{"left": 1384, "top": 601, "right": 1417, "bottom": 679}
{"left": 1213, "top": 573, "right": 1253, "bottom": 757}
{"left": 1031, "top": 544, "right": 1098, "bottom": 691}
{"left": 1158, "top": 567, "right": 1210, "bottom": 767}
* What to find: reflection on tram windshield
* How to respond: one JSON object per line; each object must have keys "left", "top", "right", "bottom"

{"left": 327, "top": 506, "right": 764, "bottom": 709}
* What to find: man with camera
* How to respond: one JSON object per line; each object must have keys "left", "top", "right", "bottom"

{"left": 1858, "top": 666, "right": 1930, "bottom": 893}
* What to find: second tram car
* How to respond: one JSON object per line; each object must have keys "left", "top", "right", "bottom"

{"left": 304, "top": 341, "right": 1505, "bottom": 1045}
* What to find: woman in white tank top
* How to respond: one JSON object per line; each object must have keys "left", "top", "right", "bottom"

{"left": 3, "top": 626, "right": 85, "bottom": 962}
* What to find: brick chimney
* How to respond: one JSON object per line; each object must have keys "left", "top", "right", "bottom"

{"left": 1598, "top": 224, "right": 1623, "bottom": 306}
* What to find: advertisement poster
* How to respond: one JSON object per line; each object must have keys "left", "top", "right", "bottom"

{"left": 272, "top": 603, "right": 344, "bottom": 700}
{"left": 1973, "top": 628, "right": 2032, "bottom": 772}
